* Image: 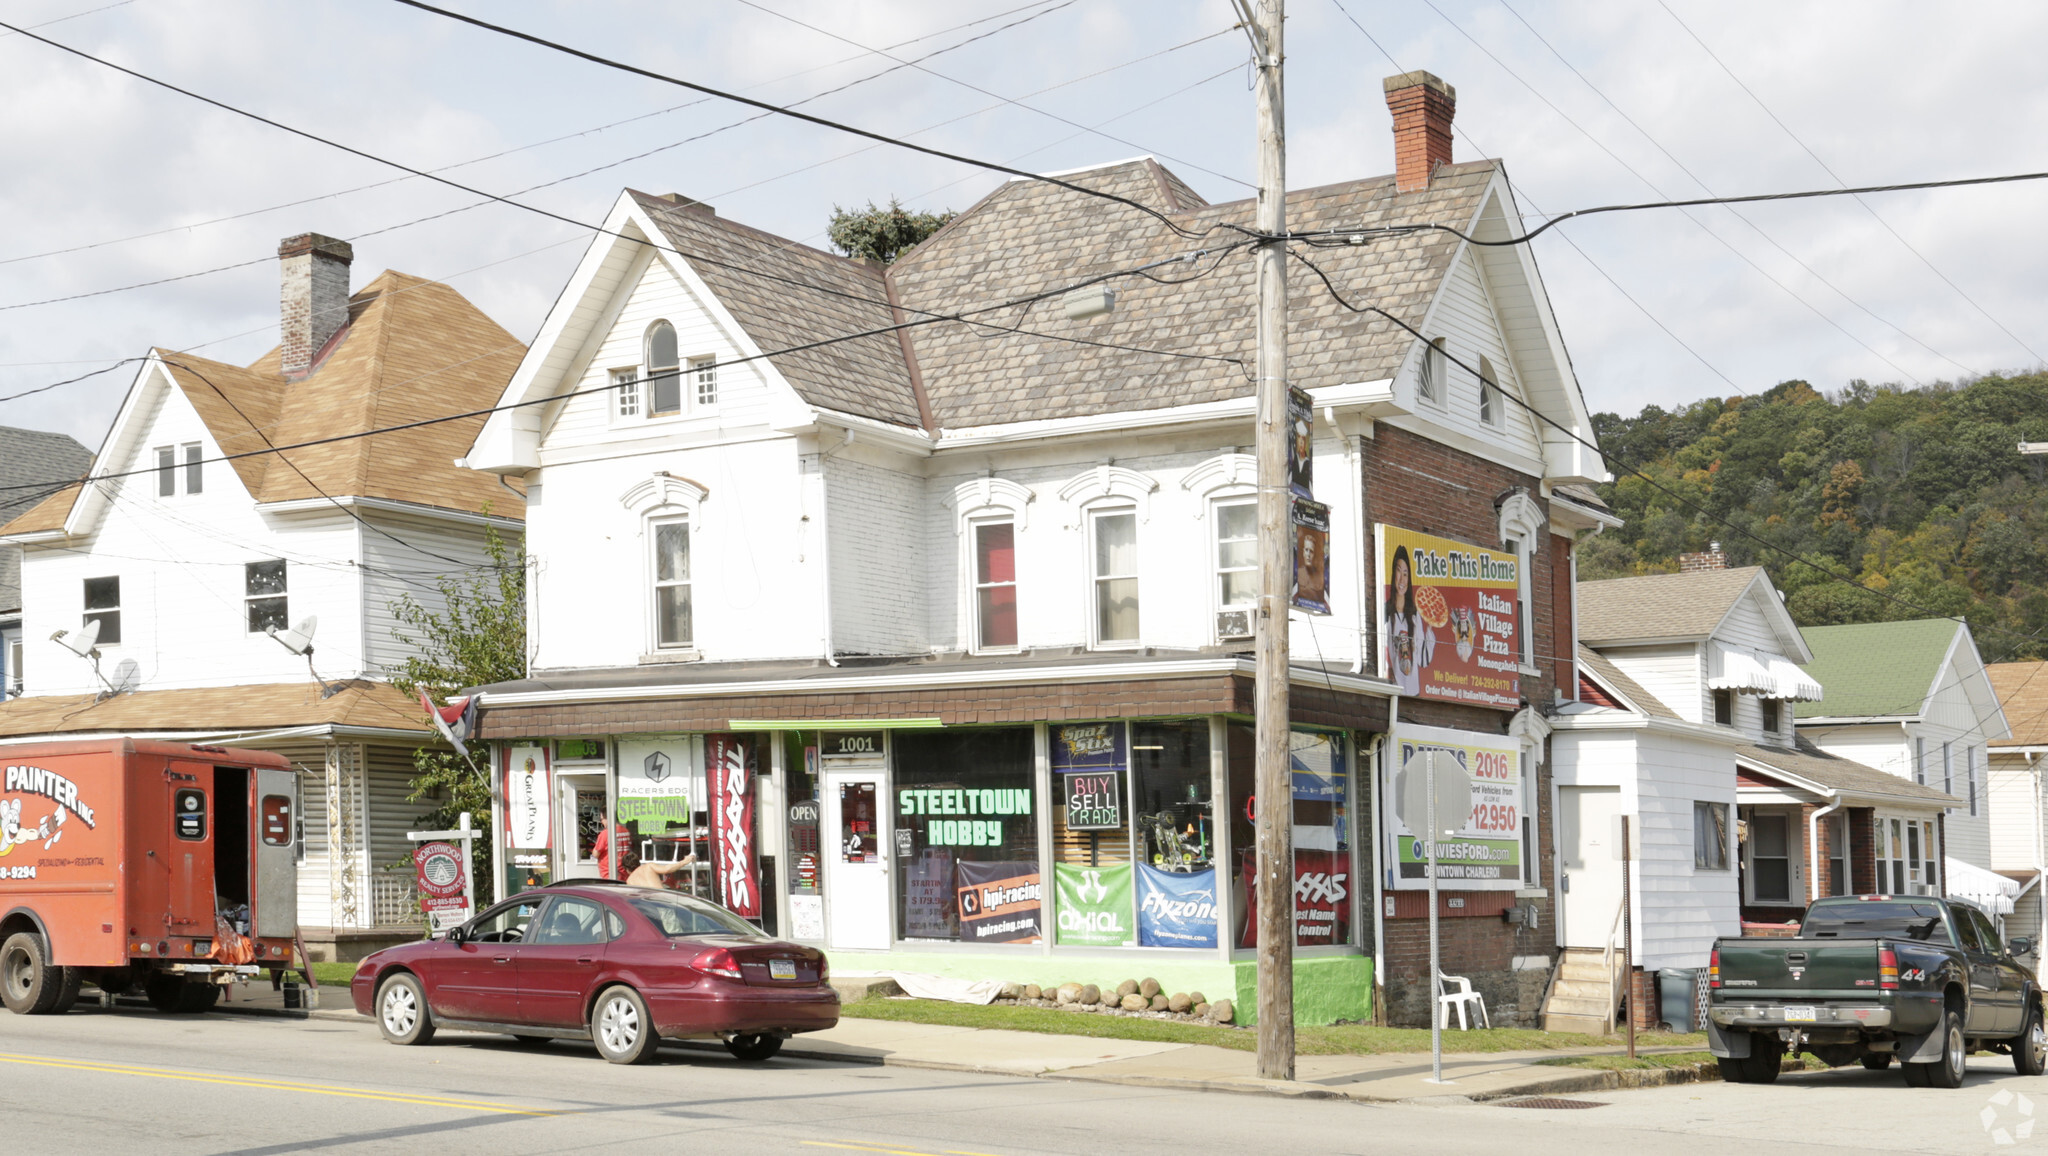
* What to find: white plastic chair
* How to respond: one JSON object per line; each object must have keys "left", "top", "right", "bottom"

{"left": 1436, "top": 970, "right": 1490, "bottom": 1031}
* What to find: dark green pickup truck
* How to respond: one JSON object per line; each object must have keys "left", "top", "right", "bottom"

{"left": 1709, "top": 895, "right": 2045, "bottom": 1088}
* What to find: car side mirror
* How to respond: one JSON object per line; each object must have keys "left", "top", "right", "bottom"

{"left": 2011, "top": 937, "right": 2033, "bottom": 956}
{"left": 446, "top": 926, "right": 468, "bottom": 944}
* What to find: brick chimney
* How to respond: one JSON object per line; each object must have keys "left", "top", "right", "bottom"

{"left": 1384, "top": 71, "right": 1456, "bottom": 193}
{"left": 1679, "top": 541, "right": 1729, "bottom": 573}
{"left": 279, "top": 233, "right": 353, "bottom": 379}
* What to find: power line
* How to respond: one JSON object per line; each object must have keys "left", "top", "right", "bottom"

{"left": 1653, "top": 0, "right": 2046, "bottom": 368}
{"left": 379, "top": 0, "right": 1241, "bottom": 242}
{"left": 0, "top": 243, "right": 1250, "bottom": 500}
{"left": 1285, "top": 245, "right": 2047, "bottom": 655}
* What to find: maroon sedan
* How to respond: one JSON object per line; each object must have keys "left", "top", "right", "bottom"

{"left": 350, "top": 882, "right": 838, "bottom": 1064}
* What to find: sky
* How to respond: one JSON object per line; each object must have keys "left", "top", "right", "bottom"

{"left": 2, "top": 0, "right": 2045, "bottom": 458}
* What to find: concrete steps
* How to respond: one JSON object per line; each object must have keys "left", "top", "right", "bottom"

{"left": 1540, "top": 948, "right": 1620, "bottom": 1035}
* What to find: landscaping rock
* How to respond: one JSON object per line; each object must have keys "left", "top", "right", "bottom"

{"left": 1139, "top": 977, "right": 1162, "bottom": 999}
{"left": 1210, "top": 999, "right": 1234, "bottom": 1024}
{"left": 1021, "top": 984, "right": 1042, "bottom": 1000}
{"left": 1120, "top": 993, "right": 1148, "bottom": 1012}
{"left": 1149, "top": 994, "right": 1171, "bottom": 1011}
{"left": 1055, "top": 982, "right": 1083, "bottom": 1004}
{"left": 1188, "top": 991, "right": 1207, "bottom": 1007}
{"left": 1078, "top": 984, "right": 1100, "bottom": 1006}
{"left": 1167, "top": 992, "right": 1192, "bottom": 1013}
{"left": 998, "top": 982, "right": 1022, "bottom": 1000}
{"left": 1115, "top": 979, "right": 1139, "bottom": 998}
{"left": 1193, "top": 1002, "right": 1212, "bottom": 1018}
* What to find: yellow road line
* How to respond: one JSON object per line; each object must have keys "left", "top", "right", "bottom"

{"left": 803, "top": 1141, "right": 1005, "bottom": 1156}
{"left": 0, "top": 1051, "right": 558, "bottom": 1116}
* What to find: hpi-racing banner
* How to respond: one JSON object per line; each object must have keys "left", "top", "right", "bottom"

{"left": 706, "top": 735, "right": 760, "bottom": 918}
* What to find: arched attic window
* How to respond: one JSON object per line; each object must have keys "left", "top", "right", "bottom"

{"left": 646, "top": 320, "right": 681, "bottom": 416}
{"left": 1478, "top": 355, "right": 1502, "bottom": 427}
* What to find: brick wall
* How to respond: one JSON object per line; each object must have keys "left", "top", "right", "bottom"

{"left": 1362, "top": 423, "right": 1564, "bottom": 1026}
{"left": 1850, "top": 808, "right": 1877, "bottom": 893}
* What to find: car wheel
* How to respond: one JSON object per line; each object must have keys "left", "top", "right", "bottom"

{"left": 591, "top": 986, "right": 659, "bottom": 1065}
{"left": 1911, "top": 1009, "right": 1967, "bottom": 1089}
{"left": 0, "top": 933, "right": 63, "bottom": 1015}
{"left": 1716, "top": 1057, "right": 1751, "bottom": 1083}
{"left": 724, "top": 1033, "right": 784, "bottom": 1062}
{"left": 2015, "top": 1004, "right": 2046, "bottom": 1077}
{"left": 1902, "top": 1059, "right": 1931, "bottom": 1087}
{"left": 1860, "top": 1053, "right": 1893, "bottom": 1070}
{"left": 145, "top": 974, "right": 195, "bottom": 1013}
{"left": 376, "top": 974, "right": 436, "bottom": 1046}
{"left": 1738, "top": 1043, "right": 1783, "bottom": 1085}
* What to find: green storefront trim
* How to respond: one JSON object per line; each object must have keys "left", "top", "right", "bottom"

{"left": 827, "top": 950, "right": 1374, "bottom": 1026}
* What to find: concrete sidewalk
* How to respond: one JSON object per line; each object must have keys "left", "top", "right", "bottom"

{"left": 203, "top": 982, "right": 1693, "bottom": 1103}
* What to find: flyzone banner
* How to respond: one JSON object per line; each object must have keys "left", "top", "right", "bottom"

{"left": 706, "top": 735, "right": 760, "bottom": 918}
{"left": 1375, "top": 524, "right": 1522, "bottom": 709}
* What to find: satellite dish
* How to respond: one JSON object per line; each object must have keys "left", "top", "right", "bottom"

{"left": 108, "top": 658, "right": 141, "bottom": 696}
{"left": 50, "top": 619, "right": 101, "bottom": 658}
{"left": 267, "top": 615, "right": 318, "bottom": 656}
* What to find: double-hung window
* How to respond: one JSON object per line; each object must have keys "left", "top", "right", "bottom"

{"left": 246, "top": 560, "right": 288, "bottom": 633}
{"left": 1747, "top": 812, "right": 1791, "bottom": 902}
{"left": 1761, "top": 698, "right": 1780, "bottom": 735}
{"left": 647, "top": 321, "right": 682, "bottom": 416}
{"left": 612, "top": 368, "right": 640, "bottom": 417}
{"left": 1215, "top": 500, "right": 1257, "bottom": 627}
{"left": 156, "top": 446, "right": 176, "bottom": 496}
{"left": 83, "top": 576, "right": 121, "bottom": 645}
{"left": 652, "top": 520, "right": 692, "bottom": 649}
{"left": 1090, "top": 510, "right": 1139, "bottom": 645}
{"left": 972, "top": 522, "right": 1017, "bottom": 650}
{"left": 1694, "top": 801, "right": 1729, "bottom": 870}
{"left": 1416, "top": 337, "right": 1447, "bottom": 404}
{"left": 184, "top": 443, "right": 202, "bottom": 494}
{"left": 1942, "top": 741, "right": 1953, "bottom": 797}
{"left": 1477, "top": 355, "right": 1501, "bottom": 427}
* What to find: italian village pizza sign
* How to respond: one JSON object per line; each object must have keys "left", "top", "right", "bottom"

{"left": 1375, "top": 524, "right": 1522, "bottom": 710}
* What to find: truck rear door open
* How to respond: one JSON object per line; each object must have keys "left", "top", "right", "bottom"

{"left": 252, "top": 766, "right": 297, "bottom": 938}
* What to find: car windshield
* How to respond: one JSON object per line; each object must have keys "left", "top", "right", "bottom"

{"left": 625, "top": 891, "right": 764, "bottom": 939}
{"left": 1802, "top": 901, "right": 1953, "bottom": 943}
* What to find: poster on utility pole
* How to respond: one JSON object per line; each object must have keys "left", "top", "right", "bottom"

{"left": 1381, "top": 722, "right": 1523, "bottom": 891}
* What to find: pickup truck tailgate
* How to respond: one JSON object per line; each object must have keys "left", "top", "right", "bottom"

{"left": 1718, "top": 938, "right": 1881, "bottom": 995}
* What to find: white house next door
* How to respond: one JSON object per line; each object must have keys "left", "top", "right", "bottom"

{"left": 1559, "top": 785, "right": 1624, "bottom": 949}
{"left": 823, "top": 768, "right": 890, "bottom": 951}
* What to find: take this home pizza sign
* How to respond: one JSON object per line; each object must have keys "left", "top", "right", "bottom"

{"left": 1374, "top": 524, "right": 1521, "bottom": 709}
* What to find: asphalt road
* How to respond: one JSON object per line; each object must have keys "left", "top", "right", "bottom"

{"left": 1, "top": 1007, "right": 2042, "bottom": 1155}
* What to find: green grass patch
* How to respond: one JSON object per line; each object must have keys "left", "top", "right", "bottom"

{"left": 840, "top": 998, "right": 1706, "bottom": 1056}
{"left": 308, "top": 961, "right": 362, "bottom": 987}
{"left": 1537, "top": 1050, "right": 1716, "bottom": 1071}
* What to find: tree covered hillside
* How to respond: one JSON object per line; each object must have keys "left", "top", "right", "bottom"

{"left": 1581, "top": 371, "right": 2048, "bottom": 660}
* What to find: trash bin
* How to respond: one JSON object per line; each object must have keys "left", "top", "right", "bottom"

{"left": 1659, "top": 968, "right": 1697, "bottom": 1032}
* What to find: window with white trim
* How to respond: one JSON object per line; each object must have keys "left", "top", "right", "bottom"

{"left": 83, "top": 576, "right": 121, "bottom": 645}
{"left": 1504, "top": 535, "right": 1531, "bottom": 666}
{"left": 1761, "top": 698, "right": 1780, "bottom": 735}
{"left": 1477, "top": 355, "right": 1501, "bottom": 427}
{"left": 1914, "top": 736, "right": 1926, "bottom": 784}
{"left": 1942, "top": 740, "right": 1953, "bottom": 796}
{"left": 184, "top": 443, "right": 202, "bottom": 494}
{"left": 1416, "top": 337, "right": 1447, "bottom": 404}
{"left": 972, "top": 521, "right": 1017, "bottom": 650}
{"left": 1694, "top": 801, "right": 1730, "bottom": 870}
{"left": 692, "top": 356, "right": 718, "bottom": 408}
{"left": 156, "top": 446, "right": 175, "bottom": 496}
{"left": 4, "top": 632, "right": 22, "bottom": 696}
{"left": 1214, "top": 499, "right": 1257, "bottom": 641}
{"left": 245, "top": 560, "right": 288, "bottom": 634}
{"left": 651, "top": 519, "right": 692, "bottom": 649}
{"left": 612, "top": 367, "right": 640, "bottom": 417}
{"left": 1090, "top": 509, "right": 1139, "bottom": 645}
{"left": 646, "top": 320, "right": 682, "bottom": 416}
{"left": 1746, "top": 811, "right": 1792, "bottom": 902}
{"left": 1970, "top": 744, "right": 1980, "bottom": 817}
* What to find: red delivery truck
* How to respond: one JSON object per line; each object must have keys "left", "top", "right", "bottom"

{"left": 0, "top": 738, "right": 301, "bottom": 1015}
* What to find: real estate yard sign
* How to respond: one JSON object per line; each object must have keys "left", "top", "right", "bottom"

{"left": 1374, "top": 524, "right": 1521, "bottom": 709}
{"left": 1383, "top": 722, "right": 1523, "bottom": 891}
{"left": 1053, "top": 862, "right": 1133, "bottom": 946}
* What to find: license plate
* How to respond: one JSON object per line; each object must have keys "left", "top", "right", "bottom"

{"left": 769, "top": 959, "right": 797, "bottom": 980}
{"left": 1783, "top": 1006, "right": 1818, "bottom": 1022}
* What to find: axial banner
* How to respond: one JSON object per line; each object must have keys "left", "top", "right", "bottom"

{"left": 1053, "top": 862, "right": 1133, "bottom": 946}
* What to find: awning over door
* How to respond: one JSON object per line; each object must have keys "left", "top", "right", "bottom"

{"left": 1946, "top": 856, "right": 2023, "bottom": 915}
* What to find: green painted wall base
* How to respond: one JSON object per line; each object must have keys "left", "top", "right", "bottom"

{"left": 1232, "top": 955, "right": 1375, "bottom": 1026}
{"left": 826, "top": 949, "right": 1374, "bottom": 1026}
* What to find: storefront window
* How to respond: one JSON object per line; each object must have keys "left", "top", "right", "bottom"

{"left": 783, "top": 733, "right": 825, "bottom": 940}
{"left": 1230, "top": 723, "right": 1356, "bottom": 949}
{"left": 893, "top": 728, "right": 1041, "bottom": 943}
{"left": 1047, "top": 720, "right": 1213, "bottom": 949}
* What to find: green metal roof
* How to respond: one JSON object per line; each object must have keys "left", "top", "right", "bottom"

{"left": 1794, "top": 619, "right": 1959, "bottom": 720}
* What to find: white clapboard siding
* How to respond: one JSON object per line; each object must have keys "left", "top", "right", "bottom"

{"left": 1393, "top": 249, "right": 1545, "bottom": 470}
{"left": 359, "top": 508, "right": 510, "bottom": 679}
{"left": 1607, "top": 644, "right": 1705, "bottom": 725}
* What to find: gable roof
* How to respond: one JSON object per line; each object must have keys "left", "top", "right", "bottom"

{"left": 1737, "top": 738, "right": 1960, "bottom": 808}
{"left": 0, "top": 680, "right": 431, "bottom": 738}
{"left": 0, "top": 426, "right": 90, "bottom": 613}
{"left": 1578, "top": 566, "right": 1771, "bottom": 645}
{"left": 1986, "top": 661, "right": 2048, "bottom": 748}
{"left": 1575, "top": 644, "right": 1679, "bottom": 720}
{"left": 888, "top": 159, "right": 1503, "bottom": 429}
{"left": 1793, "top": 618, "right": 1961, "bottom": 721}
{"left": 0, "top": 271, "right": 525, "bottom": 539}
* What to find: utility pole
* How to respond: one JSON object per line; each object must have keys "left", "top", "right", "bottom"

{"left": 1235, "top": 0, "right": 1294, "bottom": 1082}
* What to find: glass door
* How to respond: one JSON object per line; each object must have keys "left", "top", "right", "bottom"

{"left": 556, "top": 773, "right": 606, "bottom": 880}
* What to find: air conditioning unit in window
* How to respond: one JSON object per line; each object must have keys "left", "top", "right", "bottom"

{"left": 1216, "top": 609, "right": 1253, "bottom": 641}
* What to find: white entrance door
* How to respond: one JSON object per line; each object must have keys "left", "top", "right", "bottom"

{"left": 556, "top": 773, "right": 606, "bottom": 880}
{"left": 1559, "top": 785, "right": 1624, "bottom": 949}
{"left": 823, "top": 769, "right": 890, "bottom": 951}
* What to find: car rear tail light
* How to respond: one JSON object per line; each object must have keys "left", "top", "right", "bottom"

{"left": 818, "top": 953, "right": 829, "bottom": 982}
{"left": 1879, "top": 946, "right": 1900, "bottom": 990}
{"left": 1709, "top": 947, "right": 1720, "bottom": 989}
{"left": 690, "top": 947, "right": 742, "bottom": 980}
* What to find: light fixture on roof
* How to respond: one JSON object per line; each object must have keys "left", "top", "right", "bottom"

{"left": 1063, "top": 286, "right": 1116, "bottom": 320}
{"left": 50, "top": 620, "right": 121, "bottom": 700}
{"left": 266, "top": 615, "right": 346, "bottom": 699}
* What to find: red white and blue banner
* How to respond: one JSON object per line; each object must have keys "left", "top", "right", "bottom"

{"left": 706, "top": 735, "right": 761, "bottom": 919}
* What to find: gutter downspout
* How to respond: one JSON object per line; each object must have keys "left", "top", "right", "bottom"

{"left": 2033, "top": 752, "right": 2044, "bottom": 958}
{"left": 1373, "top": 694, "right": 1396, "bottom": 1023}
{"left": 815, "top": 428, "right": 855, "bottom": 667}
{"left": 1810, "top": 793, "right": 1845, "bottom": 903}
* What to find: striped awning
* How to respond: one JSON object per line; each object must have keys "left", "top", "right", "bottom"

{"left": 1946, "top": 856, "right": 2022, "bottom": 916}
{"left": 1708, "top": 643, "right": 1823, "bottom": 702}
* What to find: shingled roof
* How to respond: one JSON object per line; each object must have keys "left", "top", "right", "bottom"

{"left": 0, "top": 426, "right": 90, "bottom": 613}
{"left": 1738, "top": 739, "right": 1960, "bottom": 807}
{"left": 889, "top": 159, "right": 1500, "bottom": 429}
{"left": 1577, "top": 567, "right": 1767, "bottom": 645}
{"left": 1986, "top": 661, "right": 2048, "bottom": 748}
{"left": 0, "top": 271, "right": 524, "bottom": 537}
{"left": 0, "top": 680, "right": 430, "bottom": 738}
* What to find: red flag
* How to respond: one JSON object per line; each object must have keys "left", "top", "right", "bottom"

{"left": 418, "top": 690, "right": 477, "bottom": 759}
